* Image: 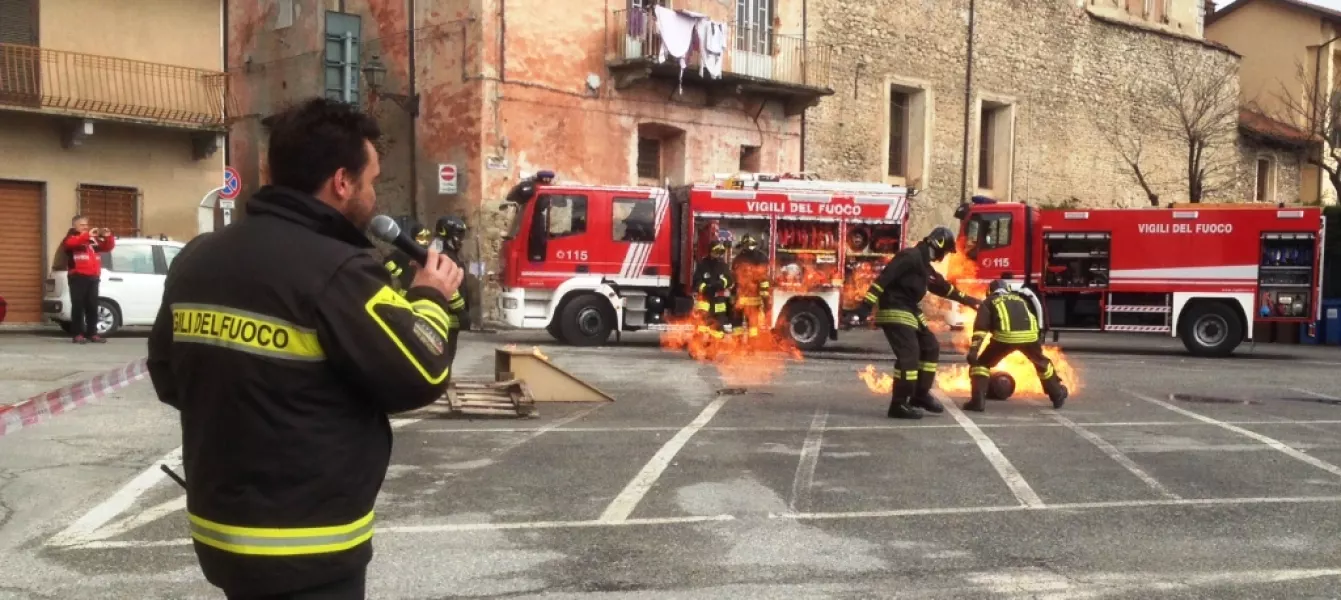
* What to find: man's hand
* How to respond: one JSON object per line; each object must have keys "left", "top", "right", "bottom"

{"left": 961, "top": 296, "right": 983, "bottom": 310}
{"left": 411, "top": 247, "right": 464, "bottom": 300}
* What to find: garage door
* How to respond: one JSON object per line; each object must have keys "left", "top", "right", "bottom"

{"left": 77, "top": 184, "right": 140, "bottom": 237}
{"left": 0, "top": 180, "right": 44, "bottom": 324}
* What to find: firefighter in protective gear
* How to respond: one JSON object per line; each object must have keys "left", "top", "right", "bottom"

{"left": 692, "top": 233, "right": 735, "bottom": 340}
{"left": 384, "top": 219, "right": 431, "bottom": 292}
{"left": 731, "top": 233, "right": 771, "bottom": 339}
{"left": 432, "top": 215, "right": 471, "bottom": 328}
{"left": 147, "top": 185, "right": 461, "bottom": 597}
{"left": 964, "top": 279, "right": 1068, "bottom": 412}
{"left": 851, "top": 226, "right": 982, "bottom": 419}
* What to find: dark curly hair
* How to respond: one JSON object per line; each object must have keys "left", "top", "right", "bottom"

{"left": 264, "top": 97, "right": 382, "bottom": 195}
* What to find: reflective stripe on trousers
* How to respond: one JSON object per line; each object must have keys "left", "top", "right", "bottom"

{"left": 188, "top": 511, "right": 375, "bottom": 556}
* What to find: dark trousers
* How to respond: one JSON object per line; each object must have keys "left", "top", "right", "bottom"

{"left": 68, "top": 274, "right": 100, "bottom": 338}
{"left": 224, "top": 569, "right": 366, "bottom": 600}
{"left": 880, "top": 322, "right": 939, "bottom": 402}
{"left": 970, "top": 339, "right": 1063, "bottom": 400}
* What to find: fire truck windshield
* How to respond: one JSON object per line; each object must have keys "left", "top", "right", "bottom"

{"left": 502, "top": 204, "right": 523, "bottom": 240}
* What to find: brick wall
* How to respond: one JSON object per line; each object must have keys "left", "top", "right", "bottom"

{"left": 802, "top": 0, "right": 1251, "bottom": 239}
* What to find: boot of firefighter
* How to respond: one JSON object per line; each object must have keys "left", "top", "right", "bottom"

{"left": 910, "top": 366, "right": 945, "bottom": 414}
{"left": 1042, "top": 376, "right": 1068, "bottom": 410}
{"left": 964, "top": 374, "right": 989, "bottom": 412}
{"left": 887, "top": 376, "right": 923, "bottom": 420}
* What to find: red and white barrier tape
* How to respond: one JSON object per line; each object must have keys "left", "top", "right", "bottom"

{"left": 0, "top": 358, "right": 149, "bottom": 437}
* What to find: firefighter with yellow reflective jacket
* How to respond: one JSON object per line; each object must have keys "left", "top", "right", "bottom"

{"left": 965, "top": 279, "right": 1068, "bottom": 412}
{"left": 692, "top": 232, "right": 735, "bottom": 339}
{"left": 147, "top": 98, "right": 463, "bottom": 599}
{"left": 850, "top": 226, "right": 981, "bottom": 420}
{"left": 385, "top": 217, "right": 470, "bottom": 366}
{"left": 731, "top": 233, "right": 771, "bottom": 339}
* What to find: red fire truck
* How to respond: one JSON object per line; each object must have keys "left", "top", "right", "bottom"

{"left": 496, "top": 171, "right": 914, "bottom": 349}
{"left": 953, "top": 197, "right": 1327, "bottom": 357}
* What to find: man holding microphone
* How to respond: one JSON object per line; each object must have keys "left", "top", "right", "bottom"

{"left": 147, "top": 97, "right": 463, "bottom": 599}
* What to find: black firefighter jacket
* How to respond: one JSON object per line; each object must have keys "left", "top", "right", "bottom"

{"left": 147, "top": 185, "right": 458, "bottom": 596}
{"left": 861, "top": 242, "right": 977, "bottom": 327}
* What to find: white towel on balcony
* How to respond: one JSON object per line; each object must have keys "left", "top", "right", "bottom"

{"left": 698, "top": 20, "right": 726, "bottom": 79}
{"left": 654, "top": 5, "right": 703, "bottom": 91}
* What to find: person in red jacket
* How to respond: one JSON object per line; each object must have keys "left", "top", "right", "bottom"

{"left": 61, "top": 215, "right": 115, "bottom": 343}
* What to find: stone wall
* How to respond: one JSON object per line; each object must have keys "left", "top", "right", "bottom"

{"left": 803, "top": 0, "right": 1249, "bottom": 239}
{"left": 1239, "top": 138, "right": 1305, "bottom": 204}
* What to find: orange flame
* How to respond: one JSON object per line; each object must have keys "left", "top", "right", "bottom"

{"left": 857, "top": 242, "right": 1084, "bottom": 399}
{"left": 660, "top": 263, "right": 804, "bottom": 387}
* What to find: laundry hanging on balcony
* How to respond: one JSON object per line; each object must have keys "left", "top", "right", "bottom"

{"left": 651, "top": 6, "right": 726, "bottom": 93}
{"left": 697, "top": 19, "right": 727, "bottom": 79}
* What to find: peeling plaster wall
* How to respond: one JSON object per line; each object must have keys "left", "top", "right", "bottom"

{"left": 227, "top": 0, "right": 808, "bottom": 322}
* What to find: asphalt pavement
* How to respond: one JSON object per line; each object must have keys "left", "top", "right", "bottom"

{"left": 2, "top": 328, "right": 1341, "bottom": 598}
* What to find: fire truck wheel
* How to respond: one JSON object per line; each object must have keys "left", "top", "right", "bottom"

{"left": 779, "top": 300, "right": 831, "bottom": 351}
{"left": 1179, "top": 301, "right": 1243, "bottom": 358}
{"left": 558, "top": 294, "right": 614, "bottom": 346}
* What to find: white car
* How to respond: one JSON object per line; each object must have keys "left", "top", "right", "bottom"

{"left": 42, "top": 237, "right": 184, "bottom": 336}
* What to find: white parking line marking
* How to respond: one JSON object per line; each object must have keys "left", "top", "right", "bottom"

{"left": 788, "top": 408, "right": 828, "bottom": 514}
{"left": 597, "top": 395, "right": 731, "bottom": 523}
{"left": 938, "top": 390, "right": 1045, "bottom": 509}
{"left": 47, "top": 418, "right": 424, "bottom": 548}
{"left": 1291, "top": 387, "right": 1341, "bottom": 401}
{"left": 410, "top": 419, "right": 1341, "bottom": 435}
{"left": 64, "top": 495, "right": 1341, "bottom": 549}
{"left": 1126, "top": 390, "right": 1341, "bottom": 479}
{"left": 1049, "top": 413, "right": 1180, "bottom": 500}
{"left": 46, "top": 447, "right": 183, "bottom": 547}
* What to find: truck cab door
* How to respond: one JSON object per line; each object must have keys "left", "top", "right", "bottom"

{"left": 528, "top": 192, "right": 594, "bottom": 276}
{"left": 960, "top": 209, "right": 1023, "bottom": 281}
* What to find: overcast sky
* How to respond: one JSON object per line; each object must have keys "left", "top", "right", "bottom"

{"left": 1214, "top": 0, "right": 1341, "bottom": 9}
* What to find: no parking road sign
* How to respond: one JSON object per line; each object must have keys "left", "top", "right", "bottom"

{"left": 438, "top": 164, "right": 457, "bottom": 195}
{"left": 221, "top": 167, "right": 241, "bottom": 201}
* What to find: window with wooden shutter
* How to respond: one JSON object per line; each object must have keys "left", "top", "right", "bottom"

{"left": 77, "top": 184, "right": 140, "bottom": 237}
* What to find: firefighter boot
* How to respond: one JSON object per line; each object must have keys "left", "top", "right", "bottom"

{"left": 910, "top": 367, "right": 945, "bottom": 414}
{"left": 887, "top": 377, "right": 923, "bottom": 420}
{"left": 964, "top": 375, "right": 989, "bottom": 412}
{"left": 1043, "top": 377, "right": 1068, "bottom": 410}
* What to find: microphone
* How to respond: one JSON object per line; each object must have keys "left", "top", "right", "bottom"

{"left": 368, "top": 214, "right": 429, "bottom": 265}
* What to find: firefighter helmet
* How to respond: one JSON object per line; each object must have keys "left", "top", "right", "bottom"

{"left": 988, "top": 279, "right": 1011, "bottom": 296}
{"left": 710, "top": 230, "right": 734, "bottom": 257}
{"left": 740, "top": 233, "right": 759, "bottom": 251}
{"left": 923, "top": 226, "right": 957, "bottom": 261}
{"left": 435, "top": 215, "right": 467, "bottom": 239}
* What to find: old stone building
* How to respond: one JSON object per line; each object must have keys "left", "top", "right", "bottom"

{"left": 223, "top": 0, "right": 832, "bottom": 323}
{"left": 802, "top": 0, "right": 1260, "bottom": 239}
{"left": 0, "top": 0, "right": 229, "bottom": 325}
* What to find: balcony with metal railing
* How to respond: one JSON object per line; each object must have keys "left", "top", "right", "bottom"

{"left": 0, "top": 43, "right": 236, "bottom": 131}
{"left": 607, "top": 8, "right": 834, "bottom": 115}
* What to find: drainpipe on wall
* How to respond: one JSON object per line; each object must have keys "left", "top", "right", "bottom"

{"left": 408, "top": 0, "right": 419, "bottom": 220}
{"left": 958, "top": 0, "right": 977, "bottom": 207}
{"left": 800, "top": 0, "right": 807, "bottom": 171}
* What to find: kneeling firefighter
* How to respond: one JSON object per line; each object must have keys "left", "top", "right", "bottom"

{"left": 965, "top": 279, "right": 1068, "bottom": 412}
{"left": 851, "top": 226, "right": 982, "bottom": 419}
{"left": 692, "top": 232, "right": 735, "bottom": 340}
{"left": 731, "top": 233, "right": 771, "bottom": 339}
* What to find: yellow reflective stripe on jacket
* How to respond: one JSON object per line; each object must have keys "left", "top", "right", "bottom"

{"left": 738, "top": 296, "right": 763, "bottom": 306}
{"left": 448, "top": 291, "right": 466, "bottom": 312}
{"left": 408, "top": 298, "right": 452, "bottom": 336}
{"left": 384, "top": 260, "right": 403, "bottom": 278}
{"left": 188, "top": 511, "right": 374, "bottom": 557}
{"left": 994, "top": 330, "right": 1039, "bottom": 343}
{"left": 694, "top": 300, "right": 710, "bottom": 311}
{"left": 364, "top": 286, "right": 451, "bottom": 384}
{"left": 170, "top": 303, "right": 324, "bottom": 361}
{"left": 874, "top": 308, "right": 919, "bottom": 327}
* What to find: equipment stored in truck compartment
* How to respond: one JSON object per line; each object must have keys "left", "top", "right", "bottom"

{"left": 953, "top": 198, "right": 1326, "bottom": 357}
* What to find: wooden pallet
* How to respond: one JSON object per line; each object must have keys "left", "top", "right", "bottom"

{"left": 439, "top": 377, "right": 537, "bottom": 418}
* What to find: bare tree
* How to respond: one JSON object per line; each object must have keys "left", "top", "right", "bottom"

{"left": 1146, "top": 42, "right": 1242, "bottom": 203}
{"left": 1095, "top": 43, "right": 1240, "bottom": 204}
{"left": 1092, "top": 110, "right": 1160, "bottom": 207}
{"left": 1262, "top": 61, "right": 1333, "bottom": 198}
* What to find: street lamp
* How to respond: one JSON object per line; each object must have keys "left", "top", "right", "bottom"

{"left": 362, "top": 55, "right": 419, "bottom": 117}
